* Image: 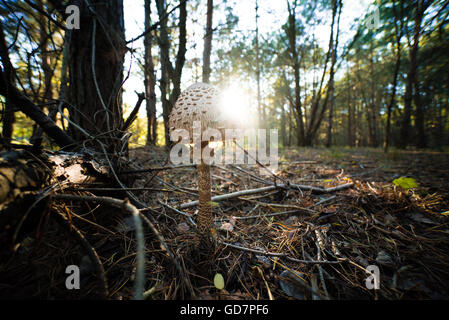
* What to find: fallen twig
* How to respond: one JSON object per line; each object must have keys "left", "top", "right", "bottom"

{"left": 121, "top": 164, "right": 196, "bottom": 174}
{"left": 158, "top": 200, "right": 196, "bottom": 226}
{"left": 219, "top": 240, "right": 346, "bottom": 265}
{"left": 179, "top": 183, "right": 353, "bottom": 209}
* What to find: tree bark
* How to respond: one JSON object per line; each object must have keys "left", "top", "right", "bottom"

{"left": 368, "top": 41, "right": 378, "bottom": 147}
{"left": 385, "top": 0, "right": 404, "bottom": 152}
{"left": 0, "top": 23, "right": 15, "bottom": 146}
{"left": 202, "top": 0, "right": 213, "bottom": 84}
{"left": 255, "top": 0, "right": 265, "bottom": 128}
{"left": 156, "top": 0, "right": 187, "bottom": 146}
{"left": 286, "top": 1, "right": 305, "bottom": 145}
{"left": 326, "top": 0, "right": 341, "bottom": 148}
{"left": 67, "top": 0, "right": 126, "bottom": 149}
{"left": 304, "top": 0, "right": 340, "bottom": 146}
{"left": 400, "top": 0, "right": 428, "bottom": 149}
{"left": 144, "top": 0, "right": 157, "bottom": 145}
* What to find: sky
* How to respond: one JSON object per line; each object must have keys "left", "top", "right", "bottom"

{"left": 122, "top": 0, "right": 374, "bottom": 117}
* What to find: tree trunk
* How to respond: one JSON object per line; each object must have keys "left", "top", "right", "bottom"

{"left": 0, "top": 23, "right": 15, "bottom": 146}
{"left": 30, "top": 0, "right": 57, "bottom": 145}
{"left": 326, "top": 0, "right": 340, "bottom": 148}
{"left": 156, "top": 0, "right": 187, "bottom": 146}
{"left": 144, "top": 0, "right": 157, "bottom": 146}
{"left": 400, "top": 0, "right": 427, "bottom": 149}
{"left": 67, "top": 0, "right": 126, "bottom": 150}
{"left": 368, "top": 42, "right": 378, "bottom": 147}
{"left": 385, "top": 0, "right": 404, "bottom": 152}
{"left": 202, "top": 0, "right": 213, "bottom": 84}
{"left": 255, "top": 0, "right": 264, "bottom": 128}
{"left": 286, "top": 1, "right": 305, "bottom": 145}
{"left": 281, "top": 104, "right": 287, "bottom": 147}
{"left": 346, "top": 66, "right": 354, "bottom": 147}
{"left": 304, "top": 0, "right": 340, "bottom": 146}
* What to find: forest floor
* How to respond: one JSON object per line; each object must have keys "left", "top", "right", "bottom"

{"left": 1, "top": 146, "right": 449, "bottom": 300}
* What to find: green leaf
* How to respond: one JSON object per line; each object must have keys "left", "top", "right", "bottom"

{"left": 213, "top": 273, "right": 225, "bottom": 290}
{"left": 393, "top": 177, "right": 418, "bottom": 189}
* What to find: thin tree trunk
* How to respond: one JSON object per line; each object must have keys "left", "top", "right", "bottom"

{"left": 304, "top": 0, "right": 340, "bottom": 146}
{"left": 30, "top": 0, "right": 55, "bottom": 144}
{"left": 369, "top": 41, "right": 378, "bottom": 147}
{"left": 144, "top": 0, "right": 157, "bottom": 145}
{"left": 286, "top": 0, "right": 305, "bottom": 145}
{"left": 325, "top": 0, "right": 340, "bottom": 148}
{"left": 346, "top": 65, "right": 353, "bottom": 147}
{"left": 255, "top": 0, "right": 264, "bottom": 128}
{"left": 281, "top": 104, "right": 287, "bottom": 147}
{"left": 385, "top": 0, "right": 404, "bottom": 152}
{"left": 400, "top": 0, "right": 427, "bottom": 149}
{"left": 202, "top": 0, "right": 213, "bottom": 84}
{"left": 0, "top": 23, "right": 15, "bottom": 145}
{"left": 156, "top": 0, "right": 187, "bottom": 146}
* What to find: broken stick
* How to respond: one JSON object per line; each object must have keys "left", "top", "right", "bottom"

{"left": 179, "top": 182, "right": 353, "bottom": 209}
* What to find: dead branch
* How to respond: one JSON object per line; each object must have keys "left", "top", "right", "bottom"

{"left": 179, "top": 183, "right": 353, "bottom": 209}
{"left": 219, "top": 240, "right": 346, "bottom": 265}
{"left": 121, "top": 92, "right": 145, "bottom": 132}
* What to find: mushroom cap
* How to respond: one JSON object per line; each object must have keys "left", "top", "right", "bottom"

{"left": 168, "top": 83, "right": 228, "bottom": 139}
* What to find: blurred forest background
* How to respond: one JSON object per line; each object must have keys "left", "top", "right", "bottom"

{"left": 0, "top": 0, "right": 449, "bottom": 152}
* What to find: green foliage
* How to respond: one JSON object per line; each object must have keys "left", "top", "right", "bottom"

{"left": 393, "top": 177, "right": 418, "bottom": 189}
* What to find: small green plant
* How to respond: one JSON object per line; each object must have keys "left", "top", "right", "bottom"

{"left": 393, "top": 177, "right": 418, "bottom": 189}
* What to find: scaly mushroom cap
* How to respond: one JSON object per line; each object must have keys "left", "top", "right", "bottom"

{"left": 168, "top": 83, "right": 227, "bottom": 140}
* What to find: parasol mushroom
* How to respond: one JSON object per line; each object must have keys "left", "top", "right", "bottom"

{"left": 168, "top": 83, "right": 226, "bottom": 246}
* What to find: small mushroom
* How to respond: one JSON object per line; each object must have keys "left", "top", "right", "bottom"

{"left": 168, "top": 83, "right": 227, "bottom": 246}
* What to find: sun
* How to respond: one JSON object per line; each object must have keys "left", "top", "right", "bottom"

{"left": 218, "top": 84, "right": 253, "bottom": 128}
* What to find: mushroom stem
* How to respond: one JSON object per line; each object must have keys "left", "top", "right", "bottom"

{"left": 197, "top": 162, "right": 213, "bottom": 238}
{"left": 196, "top": 141, "right": 213, "bottom": 245}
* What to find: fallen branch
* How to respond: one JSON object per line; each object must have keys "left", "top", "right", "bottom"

{"left": 121, "top": 164, "right": 196, "bottom": 174}
{"left": 179, "top": 183, "right": 353, "bottom": 209}
{"left": 219, "top": 240, "right": 346, "bottom": 265}
{"left": 216, "top": 196, "right": 336, "bottom": 222}
{"left": 158, "top": 200, "right": 196, "bottom": 226}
